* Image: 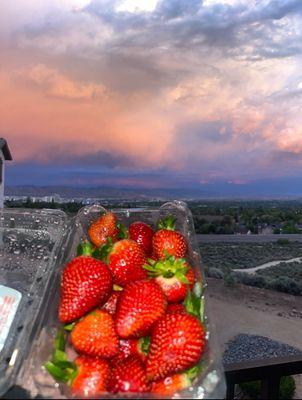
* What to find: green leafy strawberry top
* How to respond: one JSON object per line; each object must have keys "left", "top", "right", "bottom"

{"left": 157, "top": 215, "right": 176, "bottom": 231}
{"left": 143, "top": 255, "right": 189, "bottom": 284}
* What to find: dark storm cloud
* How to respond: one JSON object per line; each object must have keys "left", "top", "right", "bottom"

{"left": 85, "top": 0, "right": 302, "bottom": 56}
{"left": 12, "top": 0, "right": 302, "bottom": 96}
{"left": 26, "top": 144, "right": 140, "bottom": 168}
{"left": 176, "top": 120, "right": 233, "bottom": 144}
{"left": 2, "top": 0, "right": 302, "bottom": 192}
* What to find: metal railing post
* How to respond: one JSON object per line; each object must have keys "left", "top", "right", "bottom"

{"left": 260, "top": 376, "right": 281, "bottom": 400}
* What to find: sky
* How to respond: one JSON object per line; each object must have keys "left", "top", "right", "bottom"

{"left": 1, "top": 0, "right": 302, "bottom": 195}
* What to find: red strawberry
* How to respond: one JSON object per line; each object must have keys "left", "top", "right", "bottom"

{"left": 71, "top": 310, "right": 119, "bottom": 358}
{"left": 149, "top": 251, "right": 159, "bottom": 262}
{"left": 108, "top": 239, "right": 148, "bottom": 287}
{"left": 153, "top": 216, "right": 187, "bottom": 259}
{"left": 146, "top": 313, "right": 206, "bottom": 381}
{"left": 108, "top": 356, "right": 150, "bottom": 393}
{"left": 144, "top": 257, "right": 195, "bottom": 303}
{"left": 116, "top": 337, "right": 150, "bottom": 363}
{"left": 115, "top": 280, "right": 167, "bottom": 339}
{"left": 151, "top": 373, "right": 191, "bottom": 395}
{"left": 59, "top": 256, "right": 113, "bottom": 323}
{"left": 88, "top": 212, "right": 119, "bottom": 247}
{"left": 129, "top": 222, "right": 154, "bottom": 255}
{"left": 166, "top": 303, "right": 187, "bottom": 315}
{"left": 101, "top": 291, "right": 121, "bottom": 315}
{"left": 71, "top": 356, "right": 110, "bottom": 397}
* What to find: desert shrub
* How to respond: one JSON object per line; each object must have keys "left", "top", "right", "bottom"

{"left": 269, "top": 277, "right": 302, "bottom": 296}
{"left": 234, "top": 272, "right": 267, "bottom": 289}
{"left": 277, "top": 238, "right": 290, "bottom": 245}
{"left": 199, "top": 242, "right": 302, "bottom": 271}
{"left": 223, "top": 271, "right": 236, "bottom": 286}
{"left": 240, "top": 376, "right": 295, "bottom": 400}
{"left": 207, "top": 267, "right": 224, "bottom": 279}
{"left": 257, "top": 262, "right": 302, "bottom": 281}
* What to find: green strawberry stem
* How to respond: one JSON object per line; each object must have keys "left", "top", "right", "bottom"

{"left": 186, "top": 364, "right": 202, "bottom": 381}
{"left": 117, "top": 222, "right": 128, "bottom": 239}
{"left": 92, "top": 237, "right": 113, "bottom": 262}
{"left": 77, "top": 241, "right": 94, "bottom": 256}
{"left": 157, "top": 215, "right": 176, "bottom": 231}
{"left": 53, "top": 349, "right": 68, "bottom": 363}
{"left": 44, "top": 330, "right": 78, "bottom": 385}
{"left": 54, "top": 331, "right": 66, "bottom": 351}
{"left": 45, "top": 361, "right": 70, "bottom": 383}
{"left": 139, "top": 336, "right": 151, "bottom": 354}
{"left": 184, "top": 290, "right": 202, "bottom": 320}
{"left": 143, "top": 256, "right": 189, "bottom": 284}
{"left": 64, "top": 322, "right": 75, "bottom": 332}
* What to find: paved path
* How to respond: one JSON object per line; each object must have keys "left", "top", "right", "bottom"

{"left": 197, "top": 233, "right": 302, "bottom": 243}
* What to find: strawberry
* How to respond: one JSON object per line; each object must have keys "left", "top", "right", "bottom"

{"left": 59, "top": 256, "right": 113, "bottom": 323}
{"left": 151, "top": 373, "right": 191, "bottom": 395}
{"left": 144, "top": 256, "right": 195, "bottom": 303}
{"left": 71, "top": 356, "right": 110, "bottom": 397}
{"left": 115, "top": 280, "right": 167, "bottom": 339}
{"left": 146, "top": 313, "right": 206, "bottom": 381}
{"left": 88, "top": 212, "right": 119, "bottom": 247}
{"left": 108, "top": 239, "right": 148, "bottom": 286}
{"left": 45, "top": 334, "right": 111, "bottom": 397}
{"left": 101, "top": 291, "right": 121, "bottom": 315}
{"left": 166, "top": 303, "right": 187, "bottom": 315}
{"left": 116, "top": 337, "right": 150, "bottom": 363}
{"left": 129, "top": 221, "right": 154, "bottom": 255}
{"left": 153, "top": 216, "right": 187, "bottom": 259}
{"left": 149, "top": 251, "right": 159, "bottom": 262}
{"left": 108, "top": 356, "right": 150, "bottom": 393}
{"left": 71, "top": 310, "right": 119, "bottom": 358}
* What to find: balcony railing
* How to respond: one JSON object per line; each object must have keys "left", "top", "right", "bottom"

{"left": 224, "top": 354, "right": 302, "bottom": 399}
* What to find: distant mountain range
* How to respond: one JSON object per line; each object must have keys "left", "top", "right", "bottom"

{"left": 5, "top": 185, "right": 210, "bottom": 200}
{"left": 5, "top": 185, "right": 302, "bottom": 200}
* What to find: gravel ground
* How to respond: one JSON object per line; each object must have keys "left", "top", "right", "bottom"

{"left": 223, "top": 334, "right": 302, "bottom": 365}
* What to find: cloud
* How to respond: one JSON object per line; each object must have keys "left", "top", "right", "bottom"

{"left": 1, "top": 0, "right": 302, "bottom": 191}
{"left": 17, "top": 64, "right": 107, "bottom": 100}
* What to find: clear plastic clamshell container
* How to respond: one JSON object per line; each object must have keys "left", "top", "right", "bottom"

{"left": 1, "top": 202, "right": 226, "bottom": 399}
{"left": 0, "top": 208, "right": 70, "bottom": 397}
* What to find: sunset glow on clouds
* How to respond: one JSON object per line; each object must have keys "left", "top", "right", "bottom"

{"left": 1, "top": 0, "right": 302, "bottom": 193}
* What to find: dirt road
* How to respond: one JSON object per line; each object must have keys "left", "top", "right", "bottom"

{"left": 233, "top": 256, "right": 302, "bottom": 275}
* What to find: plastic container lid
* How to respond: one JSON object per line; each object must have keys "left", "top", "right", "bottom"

{"left": 0, "top": 208, "right": 70, "bottom": 396}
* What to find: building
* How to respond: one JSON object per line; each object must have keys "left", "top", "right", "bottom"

{"left": 0, "top": 138, "right": 12, "bottom": 208}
